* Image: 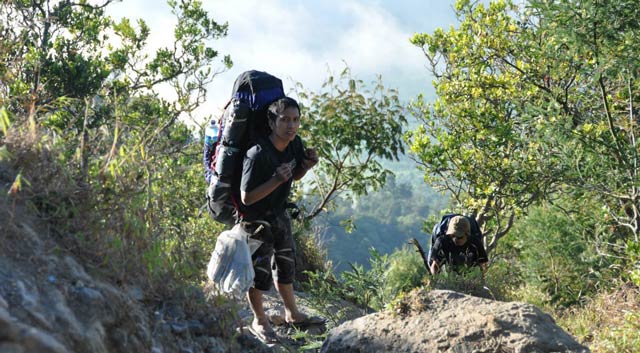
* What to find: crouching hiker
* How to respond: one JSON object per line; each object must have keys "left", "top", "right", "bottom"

{"left": 428, "top": 214, "right": 489, "bottom": 275}
{"left": 238, "top": 97, "right": 324, "bottom": 343}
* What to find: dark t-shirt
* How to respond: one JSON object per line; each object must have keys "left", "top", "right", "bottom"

{"left": 430, "top": 235, "right": 488, "bottom": 269}
{"left": 239, "top": 135, "right": 305, "bottom": 221}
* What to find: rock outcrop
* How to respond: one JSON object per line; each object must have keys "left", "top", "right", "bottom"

{"left": 0, "top": 162, "right": 267, "bottom": 353}
{"left": 0, "top": 219, "right": 264, "bottom": 353}
{"left": 321, "top": 289, "right": 589, "bottom": 353}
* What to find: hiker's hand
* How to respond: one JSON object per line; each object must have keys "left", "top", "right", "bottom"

{"left": 302, "top": 148, "right": 318, "bottom": 170}
{"left": 275, "top": 163, "right": 293, "bottom": 183}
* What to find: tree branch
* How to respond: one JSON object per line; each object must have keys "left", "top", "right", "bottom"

{"left": 598, "top": 77, "right": 627, "bottom": 167}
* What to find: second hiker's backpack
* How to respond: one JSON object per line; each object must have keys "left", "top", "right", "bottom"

{"left": 427, "top": 213, "right": 483, "bottom": 264}
{"left": 204, "top": 70, "right": 285, "bottom": 225}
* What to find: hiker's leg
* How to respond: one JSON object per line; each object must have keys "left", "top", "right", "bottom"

{"left": 275, "top": 281, "right": 306, "bottom": 322}
{"left": 243, "top": 221, "right": 275, "bottom": 327}
{"left": 247, "top": 288, "right": 277, "bottom": 342}
{"left": 270, "top": 214, "right": 304, "bottom": 322}
{"left": 247, "top": 288, "right": 269, "bottom": 324}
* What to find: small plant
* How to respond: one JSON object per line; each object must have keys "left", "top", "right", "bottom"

{"left": 0, "top": 107, "right": 11, "bottom": 136}
{"left": 627, "top": 241, "right": 640, "bottom": 287}
{"left": 385, "top": 246, "right": 428, "bottom": 297}
{"left": 428, "top": 266, "right": 491, "bottom": 299}
{"left": 301, "top": 269, "right": 351, "bottom": 327}
{"left": 341, "top": 248, "right": 391, "bottom": 311}
{"left": 291, "top": 329, "right": 325, "bottom": 352}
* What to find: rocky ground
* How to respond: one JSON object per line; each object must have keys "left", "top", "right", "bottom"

{"left": 0, "top": 221, "right": 260, "bottom": 353}
{"left": 0, "top": 160, "right": 265, "bottom": 353}
{"left": 227, "top": 285, "right": 367, "bottom": 353}
{"left": 1, "top": 158, "right": 591, "bottom": 353}
{"left": 0, "top": 185, "right": 358, "bottom": 353}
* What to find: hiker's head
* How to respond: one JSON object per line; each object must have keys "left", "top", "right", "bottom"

{"left": 267, "top": 97, "right": 300, "bottom": 142}
{"left": 446, "top": 216, "right": 470, "bottom": 246}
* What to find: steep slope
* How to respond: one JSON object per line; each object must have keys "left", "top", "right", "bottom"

{"left": 0, "top": 159, "right": 271, "bottom": 353}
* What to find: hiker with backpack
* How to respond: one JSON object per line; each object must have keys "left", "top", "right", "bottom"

{"left": 203, "top": 71, "right": 324, "bottom": 344}
{"left": 238, "top": 96, "right": 324, "bottom": 343}
{"left": 428, "top": 214, "right": 489, "bottom": 274}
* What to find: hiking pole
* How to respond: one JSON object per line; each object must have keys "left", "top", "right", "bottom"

{"left": 409, "top": 238, "right": 430, "bottom": 274}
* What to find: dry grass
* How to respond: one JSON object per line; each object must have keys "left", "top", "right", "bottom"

{"left": 558, "top": 282, "right": 640, "bottom": 353}
{"left": 1, "top": 129, "right": 93, "bottom": 257}
{"left": 2, "top": 127, "right": 158, "bottom": 293}
{"left": 388, "top": 286, "right": 431, "bottom": 317}
{"left": 1, "top": 127, "right": 244, "bottom": 340}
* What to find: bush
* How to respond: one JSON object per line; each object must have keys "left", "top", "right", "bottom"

{"left": 501, "top": 202, "right": 617, "bottom": 307}
{"left": 426, "top": 267, "right": 491, "bottom": 298}
{"left": 385, "top": 246, "right": 428, "bottom": 298}
{"left": 303, "top": 245, "right": 430, "bottom": 320}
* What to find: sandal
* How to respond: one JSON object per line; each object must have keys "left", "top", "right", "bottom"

{"left": 286, "top": 314, "right": 326, "bottom": 329}
{"left": 247, "top": 321, "right": 279, "bottom": 344}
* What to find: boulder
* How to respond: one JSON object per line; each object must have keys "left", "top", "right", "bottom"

{"left": 321, "top": 289, "right": 589, "bottom": 353}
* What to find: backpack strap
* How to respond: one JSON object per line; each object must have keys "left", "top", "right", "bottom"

{"left": 432, "top": 213, "right": 458, "bottom": 244}
{"left": 428, "top": 213, "right": 456, "bottom": 265}
{"left": 285, "top": 202, "right": 300, "bottom": 220}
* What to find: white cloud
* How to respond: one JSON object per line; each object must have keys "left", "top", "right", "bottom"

{"left": 106, "top": 0, "right": 453, "bottom": 126}
{"left": 333, "top": 2, "right": 424, "bottom": 72}
{"left": 203, "top": 1, "right": 432, "bottom": 112}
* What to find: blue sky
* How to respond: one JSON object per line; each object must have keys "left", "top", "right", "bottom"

{"left": 107, "top": 0, "right": 460, "bottom": 124}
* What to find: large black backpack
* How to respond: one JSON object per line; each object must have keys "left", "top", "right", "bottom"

{"left": 204, "top": 70, "right": 285, "bottom": 225}
{"left": 427, "top": 213, "right": 483, "bottom": 264}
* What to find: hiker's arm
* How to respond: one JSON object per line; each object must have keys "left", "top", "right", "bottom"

{"left": 429, "top": 239, "right": 445, "bottom": 275}
{"left": 293, "top": 148, "right": 318, "bottom": 181}
{"left": 430, "top": 260, "right": 440, "bottom": 275}
{"left": 479, "top": 261, "right": 488, "bottom": 272}
{"left": 241, "top": 164, "right": 292, "bottom": 205}
{"left": 475, "top": 239, "right": 489, "bottom": 271}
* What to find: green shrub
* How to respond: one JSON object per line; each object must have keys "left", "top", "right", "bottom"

{"left": 385, "top": 246, "right": 428, "bottom": 297}
{"left": 340, "top": 248, "right": 390, "bottom": 311}
{"left": 627, "top": 240, "right": 640, "bottom": 287}
{"left": 301, "top": 269, "right": 351, "bottom": 326}
{"left": 303, "top": 246, "right": 430, "bottom": 318}
{"left": 502, "top": 202, "right": 616, "bottom": 307}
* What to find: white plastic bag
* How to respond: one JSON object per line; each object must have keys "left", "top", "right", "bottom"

{"left": 206, "top": 224, "right": 262, "bottom": 296}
